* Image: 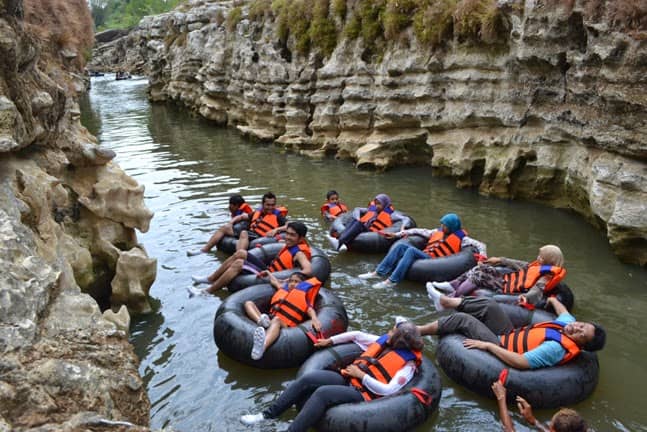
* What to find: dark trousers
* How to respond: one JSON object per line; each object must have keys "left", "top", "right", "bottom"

{"left": 337, "top": 219, "right": 366, "bottom": 248}
{"left": 263, "top": 370, "right": 364, "bottom": 432}
{"left": 438, "top": 297, "right": 514, "bottom": 343}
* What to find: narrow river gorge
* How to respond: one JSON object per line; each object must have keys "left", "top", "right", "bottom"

{"left": 81, "top": 75, "right": 647, "bottom": 431}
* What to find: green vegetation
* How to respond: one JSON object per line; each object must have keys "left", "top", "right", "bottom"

{"left": 90, "top": 0, "right": 184, "bottom": 30}
{"left": 245, "top": 0, "right": 510, "bottom": 60}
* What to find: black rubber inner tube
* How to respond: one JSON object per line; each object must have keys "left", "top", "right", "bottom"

{"left": 295, "top": 342, "right": 442, "bottom": 432}
{"left": 214, "top": 284, "right": 348, "bottom": 368}
{"left": 228, "top": 244, "right": 331, "bottom": 293}
{"left": 329, "top": 211, "right": 417, "bottom": 253}
{"left": 436, "top": 334, "right": 599, "bottom": 409}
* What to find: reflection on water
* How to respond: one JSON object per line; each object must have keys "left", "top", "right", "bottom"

{"left": 80, "top": 76, "right": 647, "bottom": 432}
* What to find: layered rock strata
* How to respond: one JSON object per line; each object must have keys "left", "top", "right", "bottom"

{"left": 92, "top": 0, "right": 647, "bottom": 265}
{"left": 1, "top": 1, "right": 154, "bottom": 430}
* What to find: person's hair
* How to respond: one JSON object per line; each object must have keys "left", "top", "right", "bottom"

{"left": 539, "top": 244, "right": 564, "bottom": 267}
{"left": 229, "top": 194, "right": 245, "bottom": 206}
{"left": 289, "top": 272, "right": 307, "bottom": 282}
{"left": 551, "top": 408, "right": 587, "bottom": 432}
{"left": 389, "top": 322, "right": 424, "bottom": 351}
{"left": 262, "top": 192, "right": 276, "bottom": 204}
{"left": 287, "top": 221, "right": 307, "bottom": 238}
{"left": 439, "top": 213, "right": 462, "bottom": 233}
{"left": 326, "top": 190, "right": 339, "bottom": 200}
{"left": 583, "top": 323, "right": 606, "bottom": 351}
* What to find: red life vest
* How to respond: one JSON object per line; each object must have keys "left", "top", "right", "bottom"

{"left": 270, "top": 277, "right": 321, "bottom": 327}
{"left": 231, "top": 202, "right": 253, "bottom": 218}
{"left": 423, "top": 229, "right": 467, "bottom": 258}
{"left": 268, "top": 240, "right": 311, "bottom": 272}
{"left": 349, "top": 334, "right": 422, "bottom": 401}
{"left": 249, "top": 207, "right": 288, "bottom": 236}
{"left": 359, "top": 201, "right": 395, "bottom": 232}
{"left": 499, "top": 320, "right": 581, "bottom": 365}
{"left": 501, "top": 261, "right": 566, "bottom": 295}
{"left": 320, "top": 202, "right": 349, "bottom": 218}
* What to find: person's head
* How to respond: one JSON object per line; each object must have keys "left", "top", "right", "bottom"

{"left": 549, "top": 408, "right": 587, "bottom": 432}
{"left": 285, "top": 221, "right": 307, "bottom": 246}
{"left": 388, "top": 320, "right": 424, "bottom": 351}
{"left": 439, "top": 213, "right": 461, "bottom": 234}
{"left": 326, "top": 190, "right": 339, "bottom": 203}
{"left": 261, "top": 192, "right": 277, "bottom": 213}
{"left": 374, "top": 193, "right": 391, "bottom": 212}
{"left": 228, "top": 194, "right": 245, "bottom": 211}
{"left": 286, "top": 272, "right": 307, "bottom": 289}
{"left": 538, "top": 244, "right": 564, "bottom": 267}
{"left": 564, "top": 321, "right": 606, "bottom": 351}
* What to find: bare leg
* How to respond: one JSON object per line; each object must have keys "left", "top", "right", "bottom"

{"left": 203, "top": 223, "right": 235, "bottom": 252}
{"left": 206, "top": 249, "right": 248, "bottom": 282}
{"left": 206, "top": 256, "right": 245, "bottom": 292}
{"left": 245, "top": 300, "right": 262, "bottom": 322}
{"left": 264, "top": 318, "right": 285, "bottom": 350}
{"left": 237, "top": 230, "right": 250, "bottom": 251}
{"left": 418, "top": 321, "right": 439, "bottom": 336}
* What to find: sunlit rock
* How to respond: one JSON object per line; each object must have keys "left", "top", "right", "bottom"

{"left": 111, "top": 247, "right": 157, "bottom": 315}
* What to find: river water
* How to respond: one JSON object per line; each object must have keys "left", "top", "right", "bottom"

{"left": 80, "top": 76, "right": 647, "bottom": 431}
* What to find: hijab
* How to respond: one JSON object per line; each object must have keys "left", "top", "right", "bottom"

{"left": 439, "top": 213, "right": 461, "bottom": 234}
{"left": 539, "top": 245, "right": 564, "bottom": 267}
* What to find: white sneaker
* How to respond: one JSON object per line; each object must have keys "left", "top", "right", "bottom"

{"left": 257, "top": 313, "right": 271, "bottom": 329}
{"left": 186, "top": 249, "right": 204, "bottom": 257}
{"left": 338, "top": 244, "right": 348, "bottom": 252}
{"left": 426, "top": 282, "right": 445, "bottom": 311}
{"left": 240, "top": 412, "right": 266, "bottom": 425}
{"left": 373, "top": 280, "right": 396, "bottom": 289}
{"left": 326, "top": 234, "right": 339, "bottom": 250}
{"left": 251, "top": 327, "right": 266, "bottom": 360}
{"left": 191, "top": 275, "right": 210, "bottom": 284}
{"left": 358, "top": 271, "right": 379, "bottom": 279}
{"left": 432, "top": 281, "right": 454, "bottom": 294}
{"left": 186, "top": 285, "right": 204, "bottom": 298}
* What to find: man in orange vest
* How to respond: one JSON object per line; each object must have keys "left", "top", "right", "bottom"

{"left": 419, "top": 290, "right": 605, "bottom": 369}
{"left": 191, "top": 221, "right": 312, "bottom": 294}
{"left": 237, "top": 191, "right": 288, "bottom": 251}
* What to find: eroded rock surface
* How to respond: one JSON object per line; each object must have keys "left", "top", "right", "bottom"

{"left": 1, "top": 1, "right": 154, "bottom": 429}
{"left": 93, "top": 0, "right": 647, "bottom": 264}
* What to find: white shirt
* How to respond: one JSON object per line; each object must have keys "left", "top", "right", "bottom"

{"left": 329, "top": 331, "right": 417, "bottom": 396}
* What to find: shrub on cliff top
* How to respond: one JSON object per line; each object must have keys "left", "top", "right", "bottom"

{"left": 453, "top": 0, "right": 509, "bottom": 44}
{"left": 226, "top": 6, "right": 243, "bottom": 32}
{"left": 24, "top": 0, "right": 94, "bottom": 71}
{"left": 413, "top": 0, "right": 457, "bottom": 47}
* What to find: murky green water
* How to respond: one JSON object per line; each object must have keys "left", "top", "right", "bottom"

{"left": 80, "top": 76, "right": 647, "bottom": 432}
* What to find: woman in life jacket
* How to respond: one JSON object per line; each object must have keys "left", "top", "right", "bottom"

{"left": 327, "top": 193, "right": 411, "bottom": 252}
{"left": 420, "top": 291, "right": 606, "bottom": 370}
{"left": 187, "top": 194, "right": 254, "bottom": 256}
{"left": 320, "top": 190, "right": 349, "bottom": 222}
{"left": 358, "top": 213, "right": 487, "bottom": 289}
{"left": 240, "top": 318, "right": 424, "bottom": 432}
{"left": 430, "top": 245, "right": 566, "bottom": 307}
{"left": 244, "top": 272, "right": 322, "bottom": 360}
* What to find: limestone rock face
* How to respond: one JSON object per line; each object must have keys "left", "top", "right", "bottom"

{"left": 97, "top": 0, "right": 647, "bottom": 264}
{"left": 1, "top": 2, "right": 153, "bottom": 429}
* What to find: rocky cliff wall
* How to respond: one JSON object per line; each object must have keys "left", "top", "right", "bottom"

{"left": 1, "top": 1, "right": 154, "bottom": 430}
{"left": 92, "top": 0, "right": 647, "bottom": 265}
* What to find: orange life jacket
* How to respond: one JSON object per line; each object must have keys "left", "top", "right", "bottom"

{"left": 423, "top": 229, "right": 467, "bottom": 258}
{"left": 349, "top": 334, "right": 422, "bottom": 401}
{"left": 268, "top": 240, "right": 311, "bottom": 272}
{"left": 501, "top": 261, "right": 566, "bottom": 295}
{"left": 231, "top": 202, "right": 253, "bottom": 218}
{"left": 320, "top": 202, "right": 349, "bottom": 218}
{"left": 359, "top": 201, "right": 395, "bottom": 232}
{"left": 499, "top": 320, "right": 581, "bottom": 365}
{"left": 249, "top": 207, "right": 288, "bottom": 236}
{"left": 269, "top": 277, "right": 321, "bottom": 327}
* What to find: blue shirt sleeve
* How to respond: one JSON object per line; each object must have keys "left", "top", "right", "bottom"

{"left": 523, "top": 313, "right": 576, "bottom": 369}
